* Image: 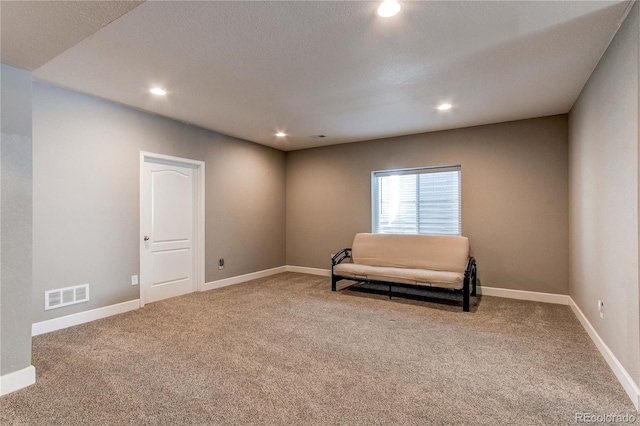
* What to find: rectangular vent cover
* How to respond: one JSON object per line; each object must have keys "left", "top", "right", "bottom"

{"left": 45, "top": 284, "right": 90, "bottom": 310}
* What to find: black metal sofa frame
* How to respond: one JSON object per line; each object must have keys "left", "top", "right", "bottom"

{"left": 331, "top": 248, "right": 477, "bottom": 312}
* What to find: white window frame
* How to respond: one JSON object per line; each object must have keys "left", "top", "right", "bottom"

{"left": 371, "top": 165, "right": 462, "bottom": 236}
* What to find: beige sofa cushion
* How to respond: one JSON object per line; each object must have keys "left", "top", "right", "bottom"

{"left": 333, "top": 262, "right": 464, "bottom": 290}
{"left": 351, "top": 233, "right": 469, "bottom": 273}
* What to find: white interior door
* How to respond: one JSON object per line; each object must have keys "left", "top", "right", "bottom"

{"left": 141, "top": 158, "right": 197, "bottom": 304}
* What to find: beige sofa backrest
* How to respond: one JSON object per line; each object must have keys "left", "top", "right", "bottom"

{"left": 351, "top": 233, "right": 470, "bottom": 273}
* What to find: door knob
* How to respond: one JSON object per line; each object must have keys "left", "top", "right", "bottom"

{"left": 144, "top": 236, "right": 150, "bottom": 241}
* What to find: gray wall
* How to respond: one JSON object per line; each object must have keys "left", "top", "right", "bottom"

{"left": 568, "top": 2, "right": 640, "bottom": 384}
{"left": 32, "top": 83, "right": 286, "bottom": 323}
{"left": 286, "top": 115, "right": 569, "bottom": 295}
{"left": 1, "top": 64, "right": 33, "bottom": 375}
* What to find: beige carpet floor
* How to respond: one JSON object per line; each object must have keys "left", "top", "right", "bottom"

{"left": 1, "top": 272, "right": 635, "bottom": 425}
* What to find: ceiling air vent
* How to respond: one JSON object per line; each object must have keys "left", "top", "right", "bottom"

{"left": 309, "top": 135, "right": 326, "bottom": 139}
{"left": 45, "top": 284, "right": 90, "bottom": 310}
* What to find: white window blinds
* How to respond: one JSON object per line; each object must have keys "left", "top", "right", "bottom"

{"left": 372, "top": 165, "right": 461, "bottom": 235}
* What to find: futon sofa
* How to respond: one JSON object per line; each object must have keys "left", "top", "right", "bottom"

{"left": 331, "top": 233, "right": 477, "bottom": 311}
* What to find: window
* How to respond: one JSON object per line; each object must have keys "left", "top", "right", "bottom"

{"left": 372, "top": 165, "right": 461, "bottom": 235}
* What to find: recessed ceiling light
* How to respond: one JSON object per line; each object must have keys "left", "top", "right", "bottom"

{"left": 150, "top": 88, "right": 167, "bottom": 96}
{"left": 437, "top": 103, "right": 452, "bottom": 111}
{"left": 377, "top": 0, "right": 401, "bottom": 18}
{"left": 276, "top": 132, "right": 287, "bottom": 137}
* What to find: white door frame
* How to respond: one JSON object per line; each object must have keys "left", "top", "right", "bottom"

{"left": 139, "top": 151, "right": 205, "bottom": 307}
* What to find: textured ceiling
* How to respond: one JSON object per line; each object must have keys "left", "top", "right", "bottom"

{"left": 1, "top": 1, "right": 144, "bottom": 71}
{"left": 5, "top": 1, "right": 634, "bottom": 151}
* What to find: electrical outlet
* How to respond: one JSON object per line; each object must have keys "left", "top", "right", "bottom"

{"left": 598, "top": 300, "right": 604, "bottom": 319}
{"left": 131, "top": 275, "right": 139, "bottom": 286}
{"left": 218, "top": 258, "right": 224, "bottom": 270}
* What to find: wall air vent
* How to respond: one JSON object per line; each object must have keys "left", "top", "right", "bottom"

{"left": 45, "top": 284, "right": 90, "bottom": 310}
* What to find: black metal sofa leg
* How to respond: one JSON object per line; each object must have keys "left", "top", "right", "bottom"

{"left": 331, "top": 275, "right": 337, "bottom": 292}
{"left": 463, "top": 278, "right": 470, "bottom": 312}
{"left": 471, "top": 274, "right": 477, "bottom": 297}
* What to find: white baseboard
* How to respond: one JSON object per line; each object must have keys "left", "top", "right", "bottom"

{"left": 0, "top": 365, "right": 36, "bottom": 396}
{"left": 32, "top": 299, "right": 140, "bottom": 336}
{"left": 203, "top": 266, "right": 288, "bottom": 291}
{"left": 569, "top": 298, "right": 640, "bottom": 410}
{"left": 202, "top": 265, "right": 330, "bottom": 292}
{"left": 286, "top": 265, "right": 331, "bottom": 276}
{"left": 478, "top": 286, "right": 569, "bottom": 305}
